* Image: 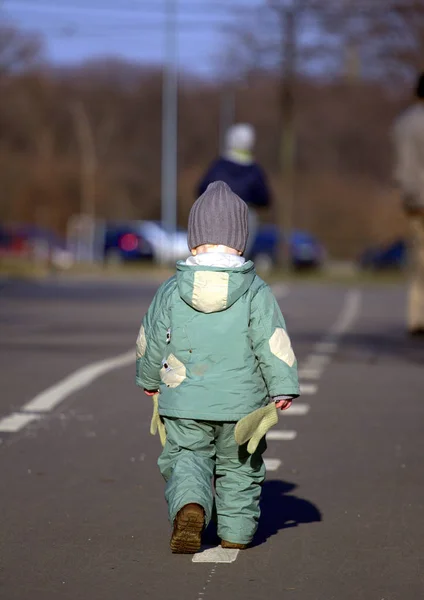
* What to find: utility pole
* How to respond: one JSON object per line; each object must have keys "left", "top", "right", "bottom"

{"left": 70, "top": 100, "right": 97, "bottom": 262}
{"left": 277, "top": 2, "right": 297, "bottom": 271}
{"left": 219, "top": 85, "right": 235, "bottom": 154}
{"left": 344, "top": 41, "right": 361, "bottom": 83}
{"left": 71, "top": 101, "right": 96, "bottom": 219}
{"left": 161, "top": 0, "right": 178, "bottom": 234}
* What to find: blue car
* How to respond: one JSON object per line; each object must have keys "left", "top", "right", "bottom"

{"left": 359, "top": 239, "right": 407, "bottom": 270}
{"left": 249, "top": 225, "right": 325, "bottom": 269}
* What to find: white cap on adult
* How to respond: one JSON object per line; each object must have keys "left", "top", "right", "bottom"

{"left": 225, "top": 123, "right": 256, "bottom": 153}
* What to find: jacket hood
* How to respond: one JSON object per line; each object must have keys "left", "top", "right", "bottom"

{"left": 176, "top": 260, "right": 256, "bottom": 314}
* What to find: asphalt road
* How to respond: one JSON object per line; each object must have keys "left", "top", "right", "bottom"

{"left": 0, "top": 277, "right": 423, "bottom": 600}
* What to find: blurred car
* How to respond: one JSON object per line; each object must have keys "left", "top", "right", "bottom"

{"left": 103, "top": 224, "right": 154, "bottom": 264}
{"left": 0, "top": 225, "right": 74, "bottom": 269}
{"left": 0, "top": 224, "right": 27, "bottom": 256}
{"left": 102, "top": 221, "right": 189, "bottom": 265}
{"left": 359, "top": 239, "right": 406, "bottom": 270}
{"left": 0, "top": 225, "right": 12, "bottom": 253}
{"left": 249, "top": 224, "right": 325, "bottom": 270}
{"left": 138, "top": 221, "right": 189, "bottom": 264}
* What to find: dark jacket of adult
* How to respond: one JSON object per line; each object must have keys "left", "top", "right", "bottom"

{"left": 196, "top": 157, "right": 271, "bottom": 209}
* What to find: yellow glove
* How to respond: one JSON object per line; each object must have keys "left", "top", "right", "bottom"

{"left": 150, "top": 393, "right": 166, "bottom": 447}
{"left": 234, "top": 403, "right": 278, "bottom": 454}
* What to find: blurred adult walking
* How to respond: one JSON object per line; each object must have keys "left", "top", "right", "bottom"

{"left": 196, "top": 124, "right": 271, "bottom": 257}
{"left": 393, "top": 73, "right": 424, "bottom": 336}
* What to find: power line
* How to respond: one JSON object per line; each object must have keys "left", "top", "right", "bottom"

{"left": 13, "top": 22, "right": 239, "bottom": 38}
{"left": 6, "top": 0, "right": 421, "bottom": 17}
{"left": 31, "top": 28, "right": 235, "bottom": 40}
{"left": 4, "top": 0, "right": 261, "bottom": 15}
{"left": 12, "top": 16, "right": 239, "bottom": 27}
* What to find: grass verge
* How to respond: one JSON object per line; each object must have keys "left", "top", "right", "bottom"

{"left": 0, "top": 257, "right": 406, "bottom": 287}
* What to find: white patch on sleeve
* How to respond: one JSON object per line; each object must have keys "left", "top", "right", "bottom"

{"left": 136, "top": 325, "right": 147, "bottom": 358}
{"left": 269, "top": 328, "right": 296, "bottom": 367}
{"left": 160, "top": 354, "right": 187, "bottom": 388}
{"left": 192, "top": 271, "right": 230, "bottom": 313}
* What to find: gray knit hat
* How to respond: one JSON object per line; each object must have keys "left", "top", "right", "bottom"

{"left": 188, "top": 181, "right": 249, "bottom": 252}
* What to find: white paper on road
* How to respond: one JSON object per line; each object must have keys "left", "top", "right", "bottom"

{"left": 192, "top": 546, "right": 239, "bottom": 563}
{"left": 284, "top": 403, "right": 310, "bottom": 415}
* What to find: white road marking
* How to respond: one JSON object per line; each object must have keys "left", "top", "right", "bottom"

{"left": 330, "top": 289, "right": 361, "bottom": 335}
{"left": 266, "top": 430, "right": 297, "bottom": 441}
{"left": 22, "top": 350, "right": 133, "bottom": 413}
{"left": 264, "top": 458, "right": 282, "bottom": 471}
{"left": 298, "top": 368, "right": 322, "bottom": 379}
{"left": 315, "top": 341, "right": 338, "bottom": 354}
{"left": 0, "top": 412, "right": 40, "bottom": 433}
{"left": 192, "top": 547, "right": 239, "bottom": 563}
{"left": 299, "top": 383, "right": 317, "bottom": 395}
{"left": 307, "top": 354, "right": 331, "bottom": 367}
{"left": 285, "top": 403, "right": 310, "bottom": 415}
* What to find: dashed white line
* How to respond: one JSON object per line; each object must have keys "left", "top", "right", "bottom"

{"left": 264, "top": 458, "right": 282, "bottom": 471}
{"left": 267, "top": 430, "right": 297, "bottom": 441}
{"left": 299, "top": 383, "right": 317, "bottom": 395}
{"left": 285, "top": 403, "right": 310, "bottom": 416}
{"left": 0, "top": 412, "right": 40, "bottom": 433}
{"left": 298, "top": 368, "right": 322, "bottom": 379}
{"left": 193, "top": 288, "right": 363, "bottom": 568}
{"left": 315, "top": 341, "right": 338, "bottom": 354}
{"left": 307, "top": 354, "right": 331, "bottom": 367}
{"left": 192, "top": 547, "right": 239, "bottom": 563}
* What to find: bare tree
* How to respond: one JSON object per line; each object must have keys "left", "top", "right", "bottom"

{"left": 0, "top": 24, "right": 42, "bottom": 79}
{"left": 312, "top": 0, "right": 424, "bottom": 84}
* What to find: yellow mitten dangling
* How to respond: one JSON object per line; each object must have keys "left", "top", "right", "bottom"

{"left": 150, "top": 393, "right": 166, "bottom": 447}
{"left": 234, "top": 403, "right": 278, "bottom": 454}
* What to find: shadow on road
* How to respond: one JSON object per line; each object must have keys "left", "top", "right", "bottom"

{"left": 253, "top": 479, "right": 322, "bottom": 547}
{"left": 339, "top": 330, "right": 424, "bottom": 364}
{"left": 202, "top": 479, "right": 322, "bottom": 548}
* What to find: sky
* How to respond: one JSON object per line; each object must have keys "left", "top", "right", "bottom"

{"left": 2, "top": 0, "right": 265, "bottom": 77}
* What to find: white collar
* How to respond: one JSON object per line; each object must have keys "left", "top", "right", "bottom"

{"left": 186, "top": 252, "right": 245, "bottom": 268}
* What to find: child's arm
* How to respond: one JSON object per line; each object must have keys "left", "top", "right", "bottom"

{"left": 136, "top": 282, "right": 172, "bottom": 393}
{"left": 249, "top": 284, "right": 300, "bottom": 402}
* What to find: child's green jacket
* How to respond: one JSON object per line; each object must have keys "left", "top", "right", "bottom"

{"left": 136, "top": 260, "right": 299, "bottom": 421}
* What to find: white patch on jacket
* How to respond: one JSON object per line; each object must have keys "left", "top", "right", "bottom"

{"left": 192, "top": 271, "right": 230, "bottom": 313}
{"left": 269, "top": 327, "right": 296, "bottom": 367}
{"left": 136, "top": 324, "right": 147, "bottom": 358}
{"left": 160, "top": 353, "right": 187, "bottom": 388}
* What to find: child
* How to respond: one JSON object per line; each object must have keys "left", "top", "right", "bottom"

{"left": 136, "top": 181, "right": 299, "bottom": 553}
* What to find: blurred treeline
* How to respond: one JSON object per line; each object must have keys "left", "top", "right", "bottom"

{"left": 0, "top": 4, "right": 421, "bottom": 257}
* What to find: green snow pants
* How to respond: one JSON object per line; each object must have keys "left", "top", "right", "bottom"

{"left": 157, "top": 417, "right": 266, "bottom": 545}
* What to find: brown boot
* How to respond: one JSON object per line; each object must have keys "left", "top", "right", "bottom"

{"left": 221, "top": 540, "right": 248, "bottom": 550}
{"left": 170, "top": 503, "right": 205, "bottom": 554}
